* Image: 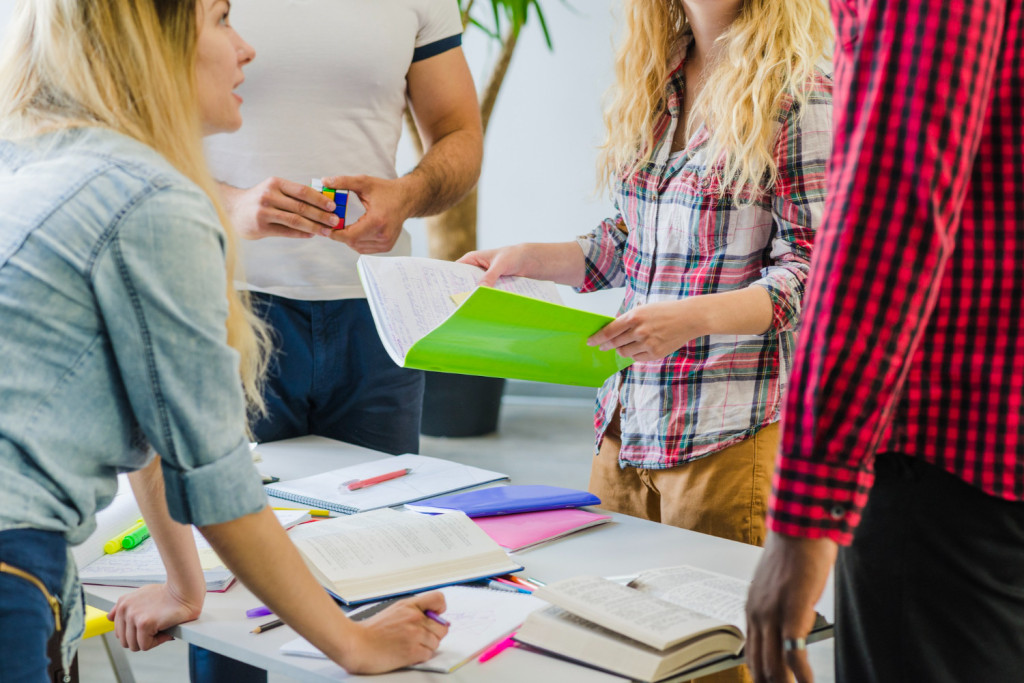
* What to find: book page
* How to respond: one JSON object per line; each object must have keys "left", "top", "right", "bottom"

{"left": 281, "top": 586, "right": 544, "bottom": 673}
{"left": 357, "top": 256, "right": 562, "bottom": 362}
{"left": 289, "top": 509, "right": 506, "bottom": 586}
{"left": 536, "top": 575, "right": 727, "bottom": 650}
{"left": 630, "top": 566, "right": 749, "bottom": 637}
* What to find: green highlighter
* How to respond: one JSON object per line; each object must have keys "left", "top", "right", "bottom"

{"left": 121, "top": 524, "right": 150, "bottom": 550}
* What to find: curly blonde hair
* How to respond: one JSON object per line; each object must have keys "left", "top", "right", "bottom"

{"left": 598, "top": 0, "right": 831, "bottom": 200}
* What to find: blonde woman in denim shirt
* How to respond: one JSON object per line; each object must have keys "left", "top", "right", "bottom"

{"left": 0, "top": 1, "right": 446, "bottom": 680}
{"left": 462, "top": 2, "right": 831, "bottom": 679}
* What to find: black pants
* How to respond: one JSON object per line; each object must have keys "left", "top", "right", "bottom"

{"left": 836, "top": 453, "right": 1024, "bottom": 682}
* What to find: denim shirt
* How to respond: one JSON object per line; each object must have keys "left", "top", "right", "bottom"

{"left": 0, "top": 127, "right": 267, "bottom": 545}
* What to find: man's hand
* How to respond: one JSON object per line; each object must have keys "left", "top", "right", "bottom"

{"left": 746, "top": 532, "right": 838, "bottom": 683}
{"left": 340, "top": 592, "right": 449, "bottom": 674}
{"left": 318, "top": 175, "right": 412, "bottom": 254}
{"left": 108, "top": 583, "right": 203, "bottom": 652}
{"left": 221, "top": 178, "right": 339, "bottom": 240}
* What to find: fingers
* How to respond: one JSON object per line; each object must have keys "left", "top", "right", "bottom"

{"left": 279, "top": 179, "right": 337, "bottom": 215}
{"left": 786, "top": 643, "right": 815, "bottom": 683}
{"left": 322, "top": 175, "right": 369, "bottom": 198}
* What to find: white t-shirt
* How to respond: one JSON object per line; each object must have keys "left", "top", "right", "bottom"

{"left": 205, "top": 0, "right": 463, "bottom": 301}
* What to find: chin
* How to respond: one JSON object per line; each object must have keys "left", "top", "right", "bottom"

{"left": 201, "top": 116, "right": 244, "bottom": 137}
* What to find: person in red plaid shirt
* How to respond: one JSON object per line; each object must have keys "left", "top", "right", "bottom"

{"left": 745, "top": 0, "right": 1024, "bottom": 681}
{"left": 464, "top": 1, "right": 831, "bottom": 679}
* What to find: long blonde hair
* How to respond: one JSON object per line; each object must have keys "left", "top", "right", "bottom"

{"left": 0, "top": 0, "right": 269, "bottom": 418}
{"left": 598, "top": 0, "right": 831, "bottom": 199}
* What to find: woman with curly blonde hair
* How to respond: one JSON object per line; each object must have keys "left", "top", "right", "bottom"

{"left": 463, "top": 2, "right": 830, "bottom": 676}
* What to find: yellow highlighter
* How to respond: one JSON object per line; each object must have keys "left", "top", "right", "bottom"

{"left": 272, "top": 506, "right": 331, "bottom": 518}
{"left": 103, "top": 519, "right": 144, "bottom": 554}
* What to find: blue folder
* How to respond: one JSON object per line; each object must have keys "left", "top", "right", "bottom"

{"left": 405, "top": 485, "right": 601, "bottom": 518}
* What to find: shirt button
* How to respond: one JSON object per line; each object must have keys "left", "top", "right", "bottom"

{"left": 829, "top": 505, "right": 846, "bottom": 520}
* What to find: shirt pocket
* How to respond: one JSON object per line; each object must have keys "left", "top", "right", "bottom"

{"left": 685, "top": 177, "right": 736, "bottom": 254}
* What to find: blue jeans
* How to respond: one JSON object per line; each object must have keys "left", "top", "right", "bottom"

{"left": 0, "top": 529, "right": 68, "bottom": 683}
{"left": 190, "top": 294, "right": 424, "bottom": 683}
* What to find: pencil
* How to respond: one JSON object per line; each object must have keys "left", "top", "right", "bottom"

{"left": 251, "top": 618, "right": 284, "bottom": 634}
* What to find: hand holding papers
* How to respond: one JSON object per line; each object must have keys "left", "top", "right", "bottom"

{"left": 357, "top": 255, "right": 633, "bottom": 387}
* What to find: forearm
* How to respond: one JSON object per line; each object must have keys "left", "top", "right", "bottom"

{"left": 690, "top": 285, "right": 774, "bottom": 336}
{"left": 398, "top": 127, "right": 482, "bottom": 219}
{"left": 515, "top": 242, "right": 588, "bottom": 287}
{"left": 128, "top": 457, "right": 206, "bottom": 610}
{"left": 200, "top": 507, "right": 360, "bottom": 664}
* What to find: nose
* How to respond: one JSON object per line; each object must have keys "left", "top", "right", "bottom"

{"left": 236, "top": 35, "right": 255, "bottom": 66}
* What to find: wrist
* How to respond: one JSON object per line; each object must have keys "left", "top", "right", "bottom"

{"left": 679, "top": 296, "right": 715, "bottom": 336}
{"left": 393, "top": 173, "right": 429, "bottom": 220}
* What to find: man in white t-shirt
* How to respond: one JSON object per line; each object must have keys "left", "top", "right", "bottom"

{"left": 193, "top": 2, "right": 481, "bottom": 681}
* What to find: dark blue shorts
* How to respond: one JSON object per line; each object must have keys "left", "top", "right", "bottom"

{"left": 249, "top": 293, "right": 424, "bottom": 454}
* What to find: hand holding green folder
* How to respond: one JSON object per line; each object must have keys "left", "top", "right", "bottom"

{"left": 358, "top": 256, "right": 632, "bottom": 387}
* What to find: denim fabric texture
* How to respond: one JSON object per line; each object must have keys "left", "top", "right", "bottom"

{"left": 0, "top": 529, "right": 67, "bottom": 682}
{"left": 0, "top": 126, "right": 267, "bottom": 540}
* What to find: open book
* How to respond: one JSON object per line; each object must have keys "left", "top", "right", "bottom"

{"left": 281, "top": 585, "right": 543, "bottom": 673}
{"left": 357, "top": 255, "right": 633, "bottom": 387}
{"left": 78, "top": 509, "right": 310, "bottom": 592}
{"left": 516, "top": 566, "right": 753, "bottom": 682}
{"left": 288, "top": 508, "right": 522, "bottom": 604}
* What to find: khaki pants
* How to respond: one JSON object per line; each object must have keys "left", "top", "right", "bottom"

{"left": 588, "top": 413, "right": 780, "bottom": 683}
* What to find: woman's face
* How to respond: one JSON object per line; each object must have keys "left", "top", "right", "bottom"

{"left": 195, "top": 0, "right": 254, "bottom": 135}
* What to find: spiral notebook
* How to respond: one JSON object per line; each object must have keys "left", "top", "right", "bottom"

{"left": 264, "top": 454, "right": 508, "bottom": 514}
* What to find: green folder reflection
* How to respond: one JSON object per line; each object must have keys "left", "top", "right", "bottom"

{"left": 403, "top": 287, "right": 633, "bottom": 387}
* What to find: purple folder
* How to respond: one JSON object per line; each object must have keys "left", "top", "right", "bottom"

{"left": 404, "top": 485, "right": 601, "bottom": 517}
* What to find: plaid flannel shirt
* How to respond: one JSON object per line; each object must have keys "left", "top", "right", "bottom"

{"left": 577, "top": 47, "right": 833, "bottom": 469}
{"left": 770, "top": 0, "right": 1024, "bottom": 545}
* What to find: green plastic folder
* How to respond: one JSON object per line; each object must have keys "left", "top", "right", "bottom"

{"left": 403, "top": 287, "right": 632, "bottom": 387}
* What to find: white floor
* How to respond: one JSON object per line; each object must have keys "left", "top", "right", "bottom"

{"left": 77, "top": 396, "right": 835, "bottom": 682}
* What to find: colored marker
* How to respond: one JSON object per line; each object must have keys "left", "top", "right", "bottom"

{"left": 121, "top": 524, "right": 150, "bottom": 549}
{"left": 486, "top": 579, "right": 531, "bottom": 594}
{"left": 493, "top": 577, "right": 532, "bottom": 592}
{"left": 103, "top": 519, "right": 144, "bottom": 554}
{"left": 478, "top": 635, "right": 517, "bottom": 663}
{"left": 425, "top": 610, "right": 449, "bottom": 627}
{"left": 272, "top": 506, "right": 331, "bottom": 518}
{"left": 246, "top": 606, "right": 273, "bottom": 619}
{"left": 343, "top": 468, "right": 412, "bottom": 491}
{"left": 503, "top": 575, "right": 536, "bottom": 590}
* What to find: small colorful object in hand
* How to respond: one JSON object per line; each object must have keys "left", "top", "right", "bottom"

{"left": 312, "top": 178, "right": 348, "bottom": 229}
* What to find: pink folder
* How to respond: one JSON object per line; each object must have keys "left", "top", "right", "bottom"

{"left": 472, "top": 508, "right": 612, "bottom": 552}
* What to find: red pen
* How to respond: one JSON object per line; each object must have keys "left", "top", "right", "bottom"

{"left": 344, "top": 468, "right": 412, "bottom": 491}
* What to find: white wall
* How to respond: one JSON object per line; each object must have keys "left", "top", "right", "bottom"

{"left": 401, "top": 1, "right": 624, "bottom": 316}
{"left": 0, "top": 0, "right": 626, "bottom": 315}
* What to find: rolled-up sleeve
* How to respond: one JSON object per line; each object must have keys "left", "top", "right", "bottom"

{"left": 752, "top": 76, "right": 832, "bottom": 337}
{"left": 575, "top": 212, "right": 629, "bottom": 293}
{"left": 91, "top": 181, "right": 266, "bottom": 526}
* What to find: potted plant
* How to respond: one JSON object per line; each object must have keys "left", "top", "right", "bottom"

{"left": 411, "top": 0, "right": 559, "bottom": 437}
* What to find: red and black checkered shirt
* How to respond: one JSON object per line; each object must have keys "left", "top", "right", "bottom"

{"left": 769, "top": 0, "right": 1024, "bottom": 544}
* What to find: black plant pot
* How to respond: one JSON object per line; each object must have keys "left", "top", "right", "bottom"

{"left": 420, "top": 371, "right": 506, "bottom": 437}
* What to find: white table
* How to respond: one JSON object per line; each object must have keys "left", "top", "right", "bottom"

{"left": 84, "top": 436, "right": 833, "bottom": 682}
